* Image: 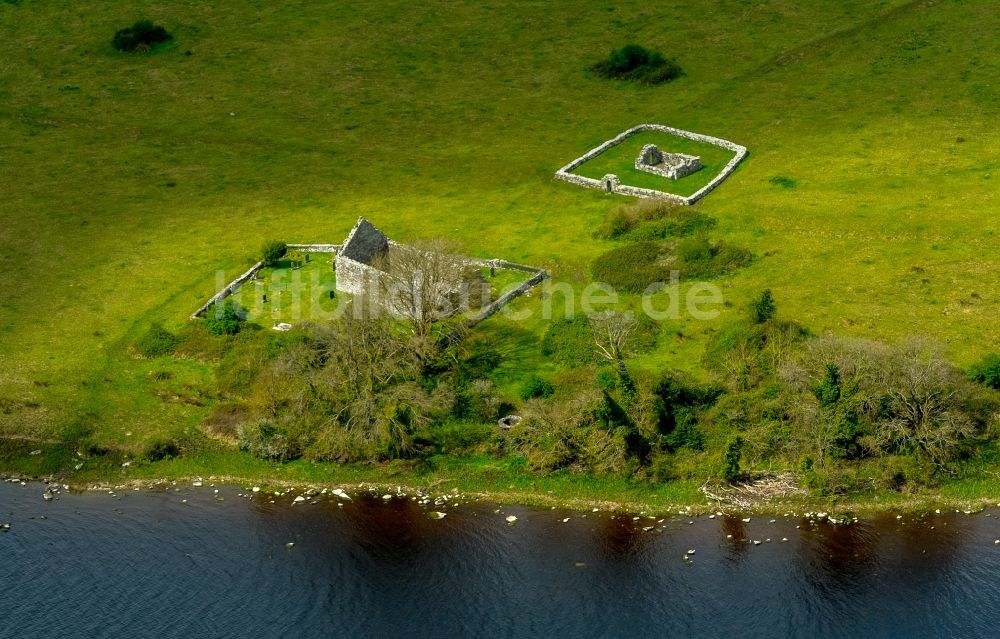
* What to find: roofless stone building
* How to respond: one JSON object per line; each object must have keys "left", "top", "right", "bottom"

{"left": 634, "top": 143, "right": 702, "bottom": 180}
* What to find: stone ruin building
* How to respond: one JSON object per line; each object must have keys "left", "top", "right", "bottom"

{"left": 334, "top": 217, "right": 477, "bottom": 322}
{"left": 634, "top": 143, "right": 702, "bottom": 180}
{"left": 334, "top": 217, "right": 391, "bottom": 298}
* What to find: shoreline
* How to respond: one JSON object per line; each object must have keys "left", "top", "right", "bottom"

{"left": 3, "top": 469, "right": 998, "bottom": 519}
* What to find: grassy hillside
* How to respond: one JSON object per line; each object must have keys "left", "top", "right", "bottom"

{"left": 1, "top": 0, "right": 999, "bottom": 460}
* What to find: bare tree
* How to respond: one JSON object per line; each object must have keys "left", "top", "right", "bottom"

{"left": 870, "top": 339, "right": 977, "bottom": 465}
{"left": 373, "top": 239, "right": 486, "bottom": 337}
{"left": 785, "top": 336, "right": 981, "bottom": 466}
{"left": 589, "top": 310, "right": 637, "bottom": 363}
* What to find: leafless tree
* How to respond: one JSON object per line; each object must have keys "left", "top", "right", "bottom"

{"left": 785, "top": 336, "right": 981, "bottom": 466}
{"left": 373, "top": 239, "right": 487, "bottom": 337}
{"left": 589, "top": 310, "right": 637, "bottom": 363}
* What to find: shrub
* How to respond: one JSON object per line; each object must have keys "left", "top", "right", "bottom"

{"left": 541, "top": 315, "right": 597, "bottom": 366}
{"left": 593, "top": 200, "right": 714, "bottom": 241}
{"left": 260, "top": 240, "right": 287, "bottom": 267}
{"left": 592, "top": 44, "right": 683, "bottom": 85}
{"left": 664, "top": 407, "right": 705, "bottom": 451}
{"left": 144, "top": 438, "right": 180, "bottom": 461}
{"left": 749, "top": 289, "right": 777, "bottom": 324}
{"left": 675, "top": 235, "right": 753, "bottom": 278}
{"left": 203, "top": 299, "right": 246, "bottom": 336}
{"left": 174, "top": 324, "right": 230, "bottom": 361}
{"left": 722, "top": 436, "right": 744, "bottom": 482}
{"left": 112, "top": 20, "right": 173, "bottom": 53}
{"left": 134, "top": 323, "right": 180, "bottom": 357}
{"left": 423, "top": 421, "right": 495, "bottom": 453}
{"left": 591, "top": 238, "right": 751, "bottom": 292}
{"left": 460, "top": 379, "right": 504, "bottom": 422}
{"left": 968, "top": 353, "right": 1000, "bottom": 389}
{"left": 590, "top": 241, "right": 668, "bottom": 293}
{"left": 237, "top": 419, "right": 301, "bottom": 462}
{"left": 596, "top": 367, "right": 617, "bottom": 392}
{"left": 520, "top": 375, "right": 555, "bottom": 400}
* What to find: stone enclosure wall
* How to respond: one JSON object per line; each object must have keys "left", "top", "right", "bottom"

{"left": 190, "top": 244, "right": 340, "bottom": 319}
{"left": 192, "top": 221, "right": 550, "bottom": 329}
{"left": 554, "top": 124, "right": 748, "bottom": 205}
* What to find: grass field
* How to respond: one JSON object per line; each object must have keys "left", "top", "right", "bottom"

{"left": 2, "top": 0, "right": 1000, "bottom": 478}
{"left": 571, "top": 130, "right": 738, "bottom": 195}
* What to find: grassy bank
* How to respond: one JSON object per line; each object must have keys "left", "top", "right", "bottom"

{"left": 6, "top": 437, "right": 1000, "bottom": 518}
{"left": 3, "top": 0, "right": 1000, "bottom": 508}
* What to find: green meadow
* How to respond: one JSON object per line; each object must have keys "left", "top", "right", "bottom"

{"left": 2, "top": 0, "right": 1000, "bottom": 507}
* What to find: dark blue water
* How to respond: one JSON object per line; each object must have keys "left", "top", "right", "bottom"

{"left": 2, "top": 480, "right": 1000, "bottom": 638}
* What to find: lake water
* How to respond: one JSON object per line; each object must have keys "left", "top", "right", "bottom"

{"left": 2, "top": 480, "right": 1000, "bottom": 638}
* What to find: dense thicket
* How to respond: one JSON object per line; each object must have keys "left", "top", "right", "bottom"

{"left": 190, "top": 280, "right": 999, "bottom": 495}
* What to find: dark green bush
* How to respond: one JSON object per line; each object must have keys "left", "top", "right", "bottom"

{"left": 722, "top": 436, "right": 743, "bottom": 482}
{"left": 541, "top": 315, "right": 597, "bottom": 366}
{"left": 144, "top": 438, "right": 180, "bottom": 461}
{"left": 653, "top": 371, "right": 721, "bottom": 433}
{"left": 675, "top": 236, "right": 753, "bottom": 278}
{"left": 423, "top": 421, "right": 495, "bottom": 453}
{"left": 596, "top": 367, "right": 617, "bottom": 392}
{"left": 520, "top": 375, "right": 555, "bottom": 400}
{"left": 459, "top": 379, "right": 504, "bottom": 422}
{"left": 749, "top": 289, "right": 777, "bottom": 324}
{"left": 593, "top": 200, "right": 714, "bottom": 241}
{"left": 237, "top": 420, "right": 301, "bottom": 462}
{"left": 134, "top": 323, "right": 180, "bottom": 357}
{"left": 590, "top": 241, "right": 668, "bottom": 293}
{"left": 260, "top": 240, "right": 287, "bottom": 267}
{"left": 592, "top": 44, "right": 683, "bottom": 85}
{"left": 591, "top": 238, "right": 751, "bottom": 292}
{"left": 664, "top": 407, "right": 705, "bottom": 451}
{"left": 968, "top": 353, "right": 1000, "bottom": 389}
{"left": 203, "top": 299, "right": 246, "bottom": 336}
{"left": 623, "top": 212, "right": 715, "bottom": 242}
{"left": 112, "top": 20, "right": 172, "bottom": 53}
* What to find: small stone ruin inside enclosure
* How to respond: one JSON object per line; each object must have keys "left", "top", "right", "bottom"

{"left": 553, "top": 124, "right": 748, "bottom": 204}
{"left": 635, "top": 143, "right": 702, "bottom": 180}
